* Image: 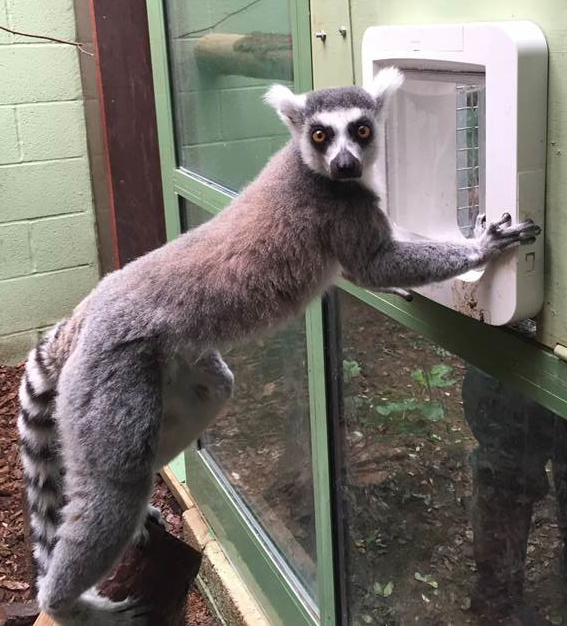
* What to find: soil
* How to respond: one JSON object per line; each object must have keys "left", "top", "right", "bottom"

{"left": 0, "top": 365, "right": 31, "bottom": 606}
{"left": 0, "top": 365, "right": 217, "bottom": 626}
{"left": 338, "top": 294, "right": 566, "bottom": 625}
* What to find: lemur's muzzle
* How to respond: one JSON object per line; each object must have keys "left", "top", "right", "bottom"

{"left": 330, "top": 149, "right": 362, "bottom": 179}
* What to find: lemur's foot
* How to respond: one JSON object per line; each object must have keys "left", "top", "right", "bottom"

{"left": 377, "top": 287, "right": 413, "bottom": 301}
{"left": 46, "top": 590, "right": 151, "bottom": 625}
{"left": 132, "top": 505, "right": 165, "bottom": 546}
{"left": 146, "top": 504, "right": 165, "bottom": 528}
{"left": 478, "top": 213, "right": 541, "bottom": 258}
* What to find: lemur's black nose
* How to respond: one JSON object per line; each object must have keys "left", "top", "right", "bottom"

{"left": 330, "top": 149, "right": 362, "bottom": 179}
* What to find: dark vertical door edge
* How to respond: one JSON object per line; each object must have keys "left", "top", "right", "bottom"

{"left": 322, "top": 289, "right": 349, "bottom": 625}
{"left": 89, "top": 0, "right": 167, "bottom": 268}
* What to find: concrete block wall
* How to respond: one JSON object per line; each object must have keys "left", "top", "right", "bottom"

{"left": 167, "top": 0, "right": 293, "bottom": 191}
{"left": 0, "top": 0, "right": 99, "bottom": 364}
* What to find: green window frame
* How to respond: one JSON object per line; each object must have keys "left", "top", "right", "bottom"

{"left": 146, "top": 1, "right": 567, "bottom": 623}
{"left": 146, "top": 2, "right": 337, "bottom": 624}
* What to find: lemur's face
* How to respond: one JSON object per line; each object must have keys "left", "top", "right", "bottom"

{"left": 300, "top": 105, "right": 378, "bottom": 180}
{"left": 265, "top": 68, "right": 404, "bottom": 183}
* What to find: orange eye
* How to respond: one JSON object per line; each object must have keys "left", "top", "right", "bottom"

{"left": 312, "top": 129, "right": 326, "bottom": 143}
{"left": 357, "top": 125, "right": 371, "bottom": 139}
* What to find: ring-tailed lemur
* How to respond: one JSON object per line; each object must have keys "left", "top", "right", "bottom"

{"left": 19, "top": 67, "right": 540, "bottom": 625}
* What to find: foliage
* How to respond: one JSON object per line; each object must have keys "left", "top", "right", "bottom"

{"left": 343, "top": 359, "right": 362, "bottom": 383}
{"left": 410, "top": 364, "right": 457, "bottom": 389}
{"left": 342, "top": 359, "right": 458, "bottom": 436}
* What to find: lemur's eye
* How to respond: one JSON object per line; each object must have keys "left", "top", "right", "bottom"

{"left": 312, "top": 129, "right": 326, "bottom": 143}
{"left": 357, "top": 125, "right": 371, "bottom": 139}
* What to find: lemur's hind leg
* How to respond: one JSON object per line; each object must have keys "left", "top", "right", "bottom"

{"left": 37, "top": 341, "right": 161, "bottom": 625}
{"left": 154, "top": 349, "right": 234, "bottom": 469}
{"left": 133, "top": 349, "right": 234, "bottom": 546}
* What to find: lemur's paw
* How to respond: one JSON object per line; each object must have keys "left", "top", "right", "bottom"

{"left": 473, "top": 213, "right": 487, "bottom": 239}
{"left": 132, "top": 506, "right": 165, "bottom": 546}
{"left": 377, "top": 287, "right": 413, "bottom": 301}
{"left": 52, "top": 591, "right": 150, "bottom": 625}
{"left": 110, "top": 597, "right": 151, "bottom": 625}
{"left": 132, "top": 526, "right": 150, "bottom": 547}
{"left": 146, "top": 504, "right": 165, "bottom": 528}
{"left": 479, "top": 213, "right": 541, "bottom": 256}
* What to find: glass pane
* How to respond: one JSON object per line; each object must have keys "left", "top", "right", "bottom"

{"left": 180, "top": 198, "right": 318, "bottom": 600}
{"left": 337, "top": 290, "right": 566, "bottom": 625}
{"left": 164, "top": 0, "right": 293, "bottom": 191}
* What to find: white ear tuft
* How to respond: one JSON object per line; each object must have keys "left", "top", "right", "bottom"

{"left": 366, "top": 66, "right": 404, "bottom": 109}
{"left": 264, "top": 84, "right": 306, "bottom": 129}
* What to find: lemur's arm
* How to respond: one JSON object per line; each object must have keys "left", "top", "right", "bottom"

{"left": 340, "top": 213, "right": 540, "bottom": 291}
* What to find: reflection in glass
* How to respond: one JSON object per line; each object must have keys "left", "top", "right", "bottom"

{"left": 164, "top": 0, "right": 294, "bottom": 191}
{"left": 202, "top": 323, "right": 317, "bottom": 599}
{"left": 337, "top": 290, "right": 566, "bottom": 625}
{"left": 180, "top": 199, "right": 318, "bottom": 601}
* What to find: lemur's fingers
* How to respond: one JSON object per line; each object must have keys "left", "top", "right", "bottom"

{"left": 473, "top": 213, "right": 487, "bottom": 238}
{"left": 376, "top": 287, "right": 413, "bottom": 301}
{"left": 146, "top": 504, "right": 165, "bottom": 528}
{"left": 497, "top": 220, "right": 541, "bottom": 244}
{"left": 114, "top": 597, "right": 151, "bottom": 623}
{"left": 131, "top": 505, "right": 165, "bottom": 546}
{"left": 390, "top": 287, "right": 413, "bottom": 301}
{"left": 495, "top": 212, "right": 512, "bottom": 227}
{"left": 132, "top": 526, "right": 150, "bottom": 547}
{"left": 483, "top": 217, "right": 541, "bottom": 248}
{"left": 485, "top": 213, "right": 511, "bottom": 236}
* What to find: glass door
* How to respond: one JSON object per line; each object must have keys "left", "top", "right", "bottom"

{"left": 146, "top": 2, "right": 330, "bottom": 624}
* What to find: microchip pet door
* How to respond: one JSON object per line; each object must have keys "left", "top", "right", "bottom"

{"left": 362, "top": 21, "right": 548, "bottom": 325}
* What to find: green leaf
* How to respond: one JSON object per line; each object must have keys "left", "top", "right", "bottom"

{"left": 428, "top": 364, "right": 457, "bottom": 388}
{"left": 343, "top": 359, "right": 361, "bottom": 383}
{"left": 419, "top": 401, "right": 445, "bottom": 421}
{"left": 383, "top": 581, "right": 394, "bottom": 597}
{"left": 376, "top": 398, "right": 419, "bottom": 416}
{"left": 415, "top": 572, "right": 439, "bottom": 589}
{"left": 411, "top": 368, "right": 426, "bottom": 385}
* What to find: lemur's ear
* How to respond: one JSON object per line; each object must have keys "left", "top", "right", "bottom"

{"left": 365, "top": 67, "right": 404, "bottom": 113}
{"left": 264, "top": 84, "right": 306, "bottom": 131}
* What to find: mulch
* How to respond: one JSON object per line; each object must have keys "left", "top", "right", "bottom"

{"left": 0, "top": 365, "right": 31, "bottom": 606}
{"left": 0, "top": 364, "right": 217, "bottom": 625}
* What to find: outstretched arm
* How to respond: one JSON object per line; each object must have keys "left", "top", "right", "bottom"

{"left": 342, "top": 214, "right": 540, "bottom": 291}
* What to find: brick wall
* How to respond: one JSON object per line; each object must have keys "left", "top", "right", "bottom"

{"left": 0, "top": 0, "right": 99, "bottom": 364}
{"left": 167, "top": 0, "right": 293, "bottom": 191}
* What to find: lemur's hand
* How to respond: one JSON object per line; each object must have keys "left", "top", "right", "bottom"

{"left": 476, "top": 213, "right": 541, "bottom": 260}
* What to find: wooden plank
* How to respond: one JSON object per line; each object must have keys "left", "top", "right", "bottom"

{"left": 34, "top": 520, "right": 201, "bottom": 626}
{"left": 159, "top": 465, "right": 195, "bottom": 512}
{"left": 33, "top": 612, "right": 57, "bottom": 626}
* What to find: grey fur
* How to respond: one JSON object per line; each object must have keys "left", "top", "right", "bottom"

{"left": 19, "top": 70, "right": 540, "bottom": 625}
{"left": 304, "top": 86, "right": 377, "bottom": 116}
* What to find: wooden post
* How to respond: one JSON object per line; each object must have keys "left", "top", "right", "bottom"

{"left": 89, "top": 0, "right": 167, "bottom": 269}
{"left": 33, "top": 519, "right": 202, "bottom": 626}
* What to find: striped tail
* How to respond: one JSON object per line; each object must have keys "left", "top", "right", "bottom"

{"left": 18, "top": 323, "right": 66, "bottom": 583}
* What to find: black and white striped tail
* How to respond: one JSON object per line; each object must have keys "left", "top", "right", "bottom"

{"left": 18, "top": 324, "right": 66, "bottom": 582}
